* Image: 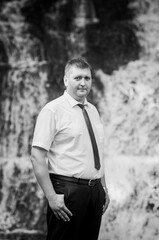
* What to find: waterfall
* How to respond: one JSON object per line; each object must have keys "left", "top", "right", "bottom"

{"left": 97, "top": 0, "right": 159, "bottom": 157}
{"left": 98, "top": 1, "right": 159, "bottom": 240}
{"left": 0, "top": 0, "right": 48, "bottom": 157}
{"left": 0, "top": 0, "right": 48, "bottom": 234}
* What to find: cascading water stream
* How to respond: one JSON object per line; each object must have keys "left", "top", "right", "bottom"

{"left": 96, "top": 0, "right": 159, "bottom": 157}
{"left": 98, "top": 1, "right": 159, "bottom": 240}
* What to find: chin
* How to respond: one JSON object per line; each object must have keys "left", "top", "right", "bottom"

{"left": 78, "top": 92, "right": 87, "bottom": 97}
{"left": 77, "top": 95, "right": 87, "bottom": 102}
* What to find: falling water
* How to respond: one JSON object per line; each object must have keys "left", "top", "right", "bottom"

{"left": 98, "top": 1, "right": 159, "bottom": 239}
{"left": 97, "top": 0, "right": 159, "bottom": 157}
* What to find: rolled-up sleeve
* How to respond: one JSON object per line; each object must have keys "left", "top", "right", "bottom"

{"left": 32, "top": 108, "right": 56, "bottom": 151}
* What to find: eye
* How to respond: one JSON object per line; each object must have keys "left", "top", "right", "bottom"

{"left": 75, "top": 76, "right": 82, "bottom": 80}
{"left": 85, "top": 77, "right": 91, "bottom": 81}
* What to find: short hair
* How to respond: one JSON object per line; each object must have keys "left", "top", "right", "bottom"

{"left": 64, "top": 57, "right": 93, "bottom": 77}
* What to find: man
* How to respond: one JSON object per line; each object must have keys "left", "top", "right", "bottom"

{"left": 31, "top": 57, "right": 110, "bottom": 240}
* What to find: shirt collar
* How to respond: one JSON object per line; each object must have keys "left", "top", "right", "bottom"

{"left": 64, "top": 91, "right": 88, "bottom": 108}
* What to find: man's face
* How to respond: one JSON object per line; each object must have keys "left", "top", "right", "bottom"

{"left": 64, "top": 66, "right": 92, "bottom": 103}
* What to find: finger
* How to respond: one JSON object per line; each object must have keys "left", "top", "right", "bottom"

{"left": 58, "top": 211, "right": 66, "bottom": 221}
{"left": 63, "top": 206, "right": 73, "bottom": 217}
{"left": 102, "top": 205, "right": 107, "bottom": 214}
{"left": 54, "top": 211, "right": 60, "bottom": 220}
{"left": 102, "top": 200, "right": 109, "bottom": 214}
{"left": 59, "top": 210, "right": 70, "bottom": 222}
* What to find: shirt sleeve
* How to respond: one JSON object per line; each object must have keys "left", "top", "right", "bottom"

{"left": 32, "top": 108, "right": 56, "bottom": 151}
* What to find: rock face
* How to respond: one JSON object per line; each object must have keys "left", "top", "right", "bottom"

{"left": 2, "top": 0, "right": 159, "bottom": 239}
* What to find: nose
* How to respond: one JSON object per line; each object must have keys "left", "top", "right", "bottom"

{"left": 80, "top": 78, "right": 86, "bottom": 86}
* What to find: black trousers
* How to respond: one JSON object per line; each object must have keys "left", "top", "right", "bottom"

{"left": 46, "top": 175, "right": 106, "bottom": 240}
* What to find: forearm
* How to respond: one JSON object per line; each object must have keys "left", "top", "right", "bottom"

{"left": 31, "top": 148, "right": 56, "bottom": 201}
{"left": 31, "top": 147, "right": 73, "bottom": 221}
{"left": 101, "top": 175, "right": 106, "bottom": 188}
{"left": 101, "top": 175, "right": 109, "bottom": 194}
{"left": 101, "top": 174, "right": 110, "bottom": 213}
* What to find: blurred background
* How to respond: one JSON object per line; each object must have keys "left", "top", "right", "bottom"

{"left": 0, "top": 0, "right": 159, "bottom": 239}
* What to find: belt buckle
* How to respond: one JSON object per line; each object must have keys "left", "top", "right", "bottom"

{"left": 88, "top": 179, "right": 95, "bottom": 186}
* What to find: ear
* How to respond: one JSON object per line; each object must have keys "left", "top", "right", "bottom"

{"left": 64, "top": 75, "right": 68, "bottom": 87}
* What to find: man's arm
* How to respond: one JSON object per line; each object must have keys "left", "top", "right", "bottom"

{"left": 101, "top": 175, "right": 110, "bottom": 214}
{"left": 31, "top": 146, "right": 72, "bottom": 221}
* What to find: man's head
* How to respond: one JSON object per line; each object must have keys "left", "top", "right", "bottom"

{"left": 64, "top": 57, "right": 93, "bottom": 103}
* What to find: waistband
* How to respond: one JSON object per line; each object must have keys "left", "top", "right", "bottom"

{"left": 50, "top": 173, "right": 101, "bottom": 187}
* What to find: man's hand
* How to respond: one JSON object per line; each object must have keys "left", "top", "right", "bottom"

{"left": 48, "top": 194, "right": 73, "bottom": 221}
{"left": 102, "top": 187, "right": 110, "bottom": 214}
{"left": 31, "top": 147, "right": 73, "bottom": 222}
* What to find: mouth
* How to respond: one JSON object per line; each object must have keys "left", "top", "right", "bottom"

{"left": 78, "top": 88, "right": 87, "bottom": 91}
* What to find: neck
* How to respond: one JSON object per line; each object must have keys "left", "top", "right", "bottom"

{"left": 65, "top": 90, "right": 85, "bottom": 103}
{"left": 78, "top": 99, "right": 85, "bottom": 104}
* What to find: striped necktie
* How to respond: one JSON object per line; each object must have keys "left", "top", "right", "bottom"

{"left": 78, "top": 104, "right": 100, "bottom": 170}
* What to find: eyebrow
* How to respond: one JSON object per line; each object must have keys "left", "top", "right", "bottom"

{"left": 74, "top": 74, "right": 91, "bottom": 78}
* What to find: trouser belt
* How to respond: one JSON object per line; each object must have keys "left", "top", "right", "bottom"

{"left": 50, "top": 173, "right": 101, "bottom": 186}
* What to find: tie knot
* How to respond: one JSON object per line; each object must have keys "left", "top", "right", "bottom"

{"left": 77, "top": 104, "right": 84, "bottom": 110}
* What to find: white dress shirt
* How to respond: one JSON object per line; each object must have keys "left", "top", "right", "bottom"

{"left": 32, "top": 91, "right": 105, "bottom": 179}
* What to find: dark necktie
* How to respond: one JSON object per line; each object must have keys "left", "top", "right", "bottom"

{"left": 78, "top": 104, "right": 100, "bottom": 170}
